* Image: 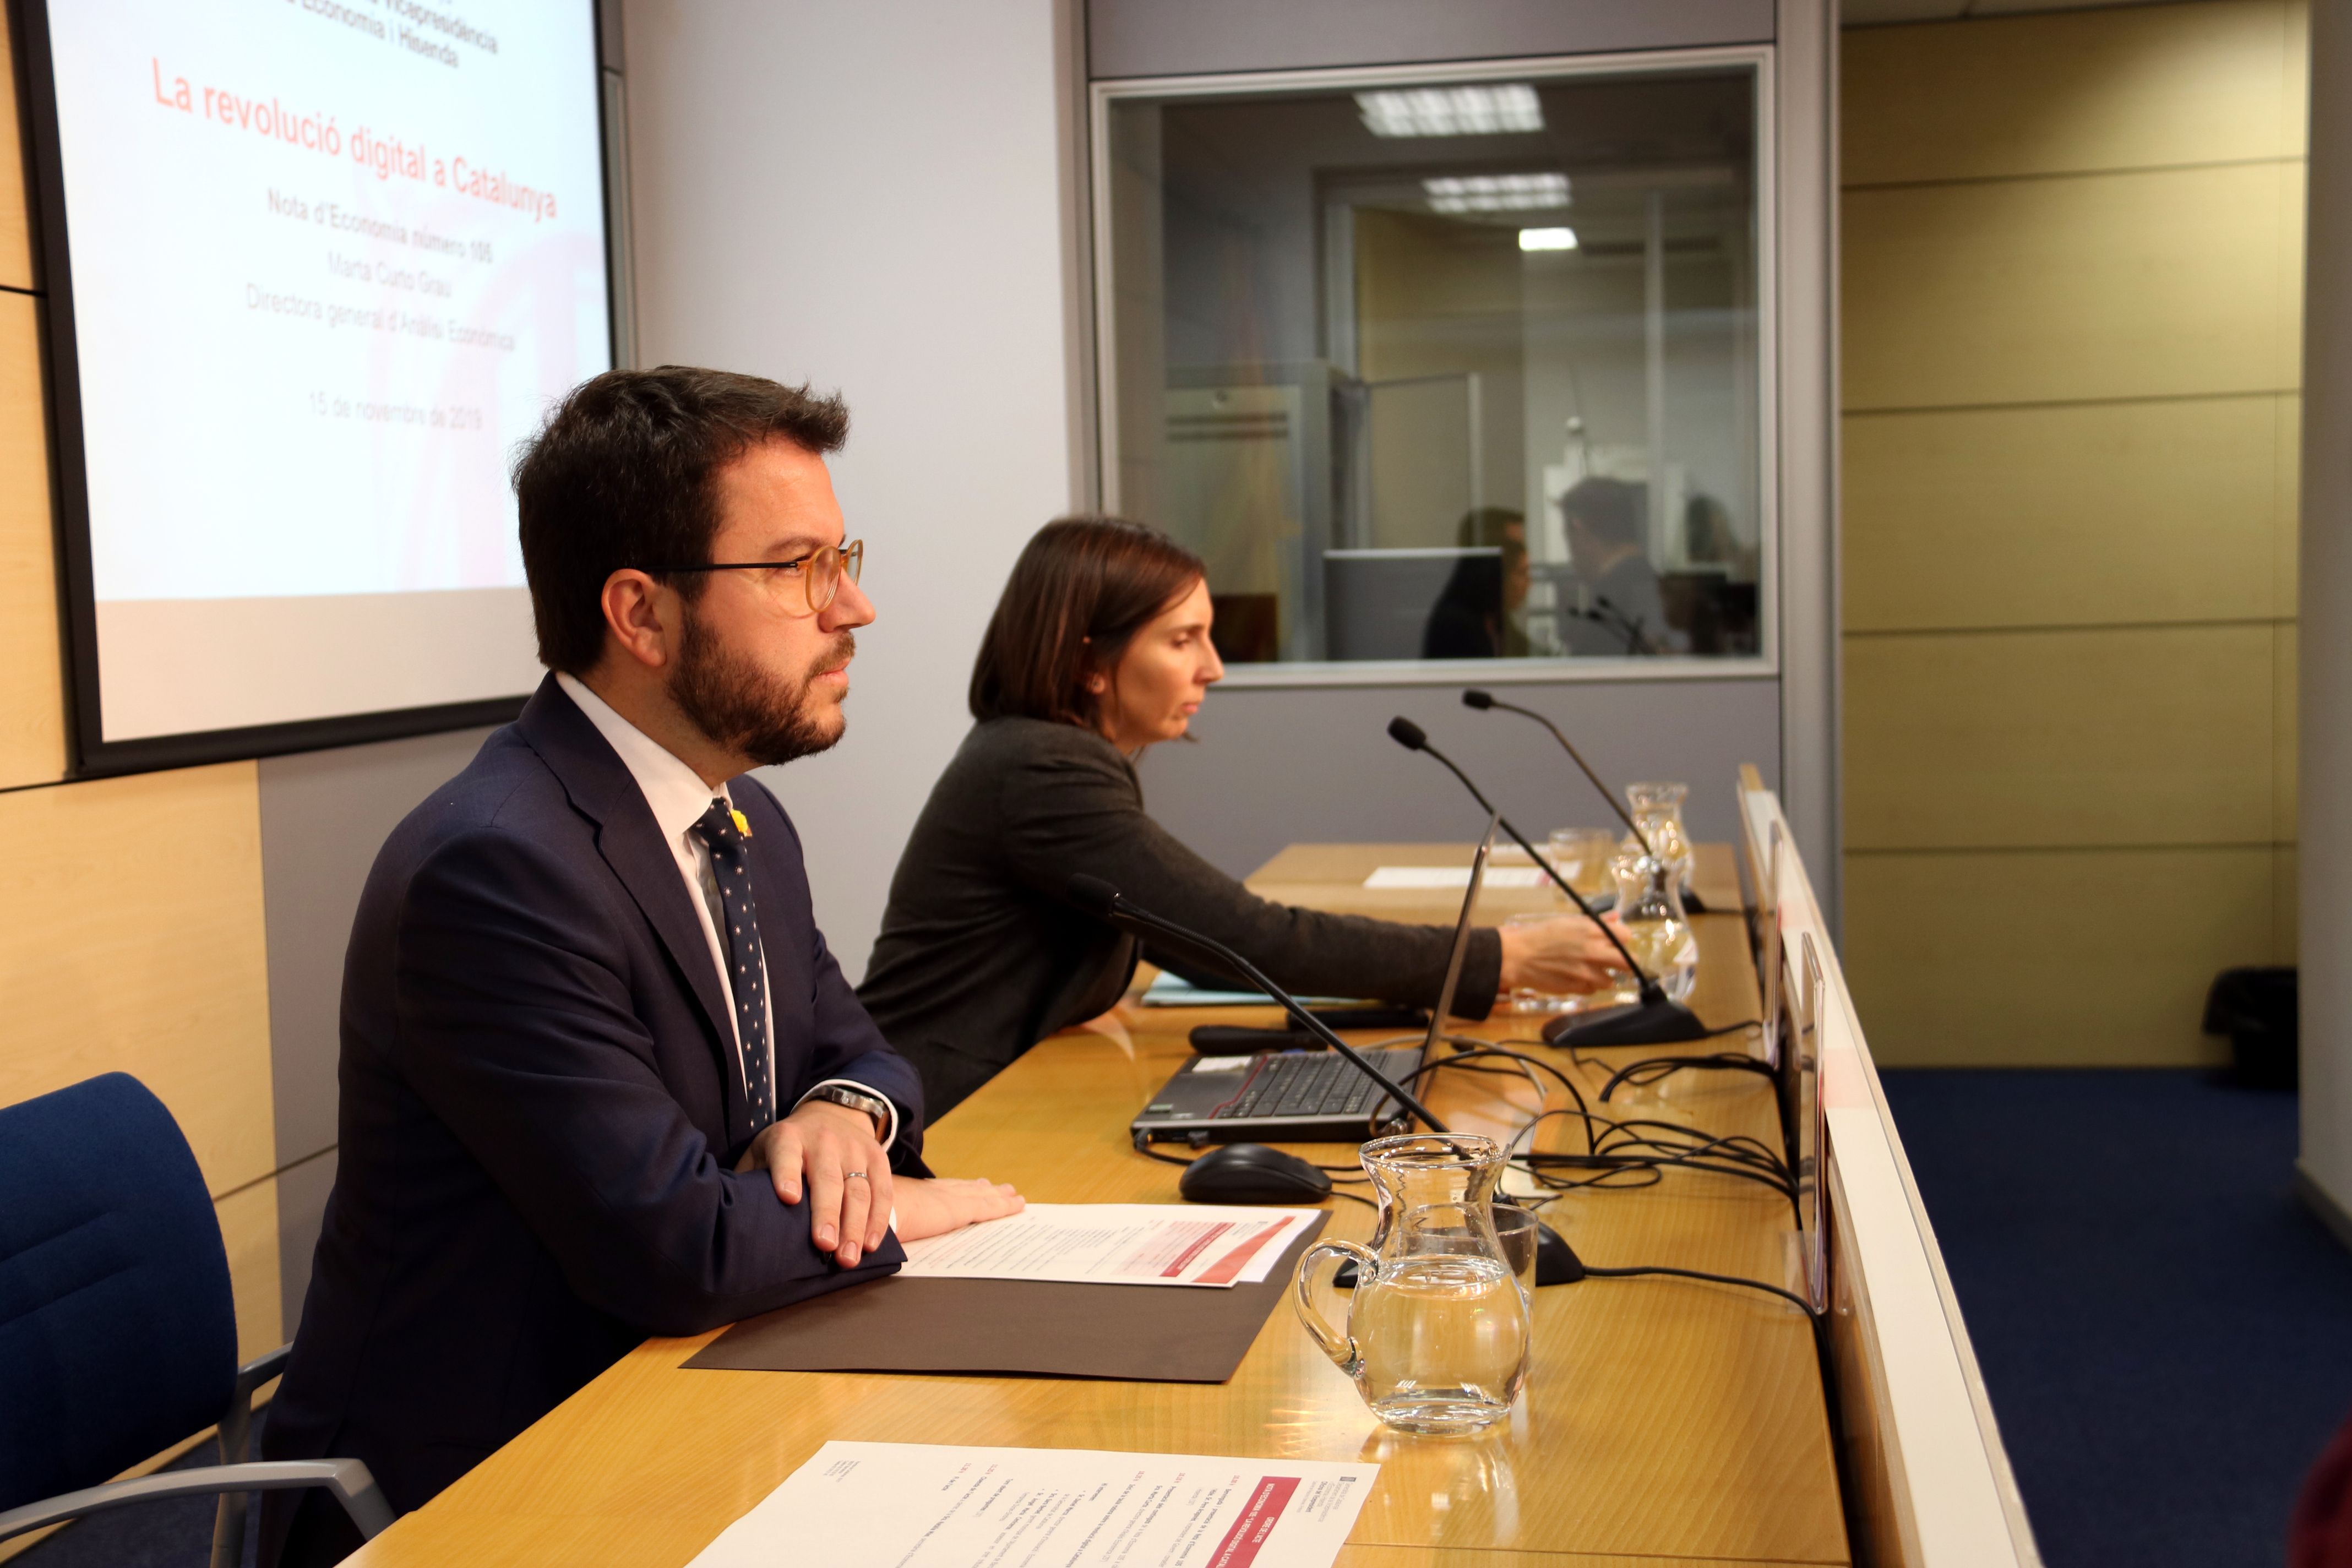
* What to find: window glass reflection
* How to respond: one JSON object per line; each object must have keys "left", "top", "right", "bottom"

{"left": 1106, "top": 66, "right": 1763, "bottom": 665}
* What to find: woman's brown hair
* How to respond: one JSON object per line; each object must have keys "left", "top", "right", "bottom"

{"left": 970, "top": 515, "right": 1207, "bottom": 726}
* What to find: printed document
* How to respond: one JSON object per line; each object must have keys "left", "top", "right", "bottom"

{"left": 688, "top": 1441, "right": 1378, "bottom": 1568}
{"left": 897, "top": 1204, "right": 1317, "bottom": 1288}
{"left": 1363, "top": 864, "right": 1545, "bottom": 890}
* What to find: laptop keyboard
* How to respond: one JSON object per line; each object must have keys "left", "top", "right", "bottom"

{"left": 1216, "top": 1050, "right": 1408, "bottom": 1121}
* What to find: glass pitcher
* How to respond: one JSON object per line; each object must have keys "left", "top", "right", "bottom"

{"left": 1293, "top": 1134, "right": 1530, "bottom": 1434}
{"left": 1610, "top": 848, "right": 1698, "bottom": 1003}
{"left": 1623, "top": 781, "right": 1695, "bottom": 893}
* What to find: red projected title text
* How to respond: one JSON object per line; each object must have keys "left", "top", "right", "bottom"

{"left": 148, "top": 58, "right": 558, "bottom": 223}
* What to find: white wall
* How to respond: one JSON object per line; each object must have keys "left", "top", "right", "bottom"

{"left": 2301, "top": 0, "right": 2352, "bottom": 1246}
{"left": 621, "top": 0, "right": 1075, "bottom": 979}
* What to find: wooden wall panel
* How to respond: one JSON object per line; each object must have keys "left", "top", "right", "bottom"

{"left": 2275, "top": 620, "right": 2299, "bottom": 838}
{"left": 215, "top": 1177, "right": 285, "bottom": 1363}
{"left": 1843, "top": 395, "right": 2295, "bottom": 631}
{"left": 1844, "top": 848, "right": 2274, "bottom": 1065}
{"left": 0, "top": 291, "right": 62, "bottom": 786}
{"left": 1839, "top": 0, "right": 2305, "bottom": 1064}
{"left": 0, "top": 0, "right": 34, "bottom": 294}
{"left": 2275, "top": 392, "right": 2303, "bottom": 611}
{"left": 1843, "top": 0, "right": 2306, "bottom": 187}
{"left": 0, "top": 764, "right": 273, "bottom": 1195}
{"left": 1845, "top": 624, "right": 2280, "bottom": 850}
{"left": 1845, "top": 161, "right": 2304, "bottom": 412}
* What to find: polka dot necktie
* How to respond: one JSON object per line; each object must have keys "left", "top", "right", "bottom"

{"left": 694, "top": 798, "right": 774, "bottom": 1133}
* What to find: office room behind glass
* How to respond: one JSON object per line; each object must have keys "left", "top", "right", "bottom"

{"left": 1104, "top": 64, "right": 1765, "bottom": 668}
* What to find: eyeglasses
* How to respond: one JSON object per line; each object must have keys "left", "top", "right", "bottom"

{"left": 643, "top": 540, "right": 864, "bottom": 618}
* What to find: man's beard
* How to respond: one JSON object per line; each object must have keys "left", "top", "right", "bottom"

{"left": 672, "top": 607, "right": 853, "bottom": 768}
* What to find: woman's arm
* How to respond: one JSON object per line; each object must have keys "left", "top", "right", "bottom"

{"left": 998, "top": 736, "right": 1510, "bottom": 1016}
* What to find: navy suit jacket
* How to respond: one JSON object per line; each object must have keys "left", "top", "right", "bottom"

{"left": 262, "top": 677, "right": 925, "bottom": 1535}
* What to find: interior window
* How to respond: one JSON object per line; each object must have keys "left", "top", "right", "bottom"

{"left": 1103, "top": 65, "right": 1766, "bottom": 668}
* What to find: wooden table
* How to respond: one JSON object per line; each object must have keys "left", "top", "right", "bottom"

{"left": 347, "top": 844, "right": 1845, "bottom": 1567}
{"left": 1244, "top": 841, "right": 1747, "bottom": 925}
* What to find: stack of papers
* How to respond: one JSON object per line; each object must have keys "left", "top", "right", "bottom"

{"left": 897, "top": 1203, "right": 1319, "bottom": 1289}
{"left": 690, "top": 1441, "right": 1379, "bottom": 1568}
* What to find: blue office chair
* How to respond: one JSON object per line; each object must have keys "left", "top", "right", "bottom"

{"left": 0, "top": 1073, "right": 390, "bottom": 1566}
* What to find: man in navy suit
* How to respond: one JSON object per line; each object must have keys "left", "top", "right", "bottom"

{"left": 262, "top": 368, "right": 1022, "bottom": 1566}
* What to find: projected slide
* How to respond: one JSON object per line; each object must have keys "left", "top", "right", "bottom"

{"left": 42, "top": 0, "right": 609, "bottom": 745}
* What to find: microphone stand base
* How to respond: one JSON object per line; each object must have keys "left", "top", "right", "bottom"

{"left": 1543, "top": 997, "right": 1711, "bottom": 1048}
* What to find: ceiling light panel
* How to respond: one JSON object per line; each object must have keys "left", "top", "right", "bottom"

{"left": 1518, "top": 227, "right": 1578, "bottom": 251}
{"left": 1423, "top": 173, "right": 1571, "bottom": 214}
{"left": 1357, "top": 84, "right": 1543, "bottom": 138}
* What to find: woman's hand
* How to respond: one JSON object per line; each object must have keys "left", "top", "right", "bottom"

{"left": 1496, "top": 914, "right": 1625, "bottom": 996}
{"left": 894, "top": 1177, "right": 1026, "bottom": 1242}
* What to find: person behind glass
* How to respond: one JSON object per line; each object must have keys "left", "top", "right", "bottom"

{"left": 856, "top": 514, "right": 1628, "bottom": 1118}
{"left": 1422, "top": 507, "right": 1532, "bottom": 660}
{"left": 1560, "top": 477, "right": 1680, "bottom": 656}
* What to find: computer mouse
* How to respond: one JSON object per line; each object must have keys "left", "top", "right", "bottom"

{"left": 1531, "top": 1217, "right": 1585, "bottom": 1286}
{"left": 1177, "top": 1143, "right": 1335, "bottom": 1205}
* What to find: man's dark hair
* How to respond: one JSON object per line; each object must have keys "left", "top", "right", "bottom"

{"left": 514, "top": 366, "right": 850, "bottom": 673}
{"left": 1560, "top": 476, "right": 1644, "bottom": 549}
{"left": 970, "top": 515, "right": 1205, "bottom": 726}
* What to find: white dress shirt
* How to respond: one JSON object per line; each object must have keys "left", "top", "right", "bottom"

{"left": 556, "top": 673, "right": 897, "bottom": 1149}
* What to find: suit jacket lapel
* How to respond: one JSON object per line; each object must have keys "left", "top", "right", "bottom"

{"left": 514, "top": 678, "right": 745, "bottom": 1136}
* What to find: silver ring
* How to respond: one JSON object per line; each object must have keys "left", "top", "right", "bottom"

{"left": 845, "top": 1171, "right": 868, "bottom": 1181}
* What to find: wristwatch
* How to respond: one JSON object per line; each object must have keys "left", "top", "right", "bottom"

{"left": 802, "top": 1082, "right": 891, "bottom": 1141}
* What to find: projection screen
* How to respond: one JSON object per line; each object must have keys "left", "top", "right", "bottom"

{"left": 25, "top": 0, "right": 614, "bottom": 770}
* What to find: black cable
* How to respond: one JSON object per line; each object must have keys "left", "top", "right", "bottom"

{"left": 1521, "top": 1147, "right": 1794, "bottom": 1202}
{"left": 1423, "top": 1041, "right": 1602, "bottom": 1154}
{"left": 1340, "top": 1024, "right": 1794, "bottom": 1210}
{"left": 1499, "top": 1108, "right": 1796, "bottom": 1206}
{"left": 1576, "top": 1119, "right": 1793, "bottom": 1185}
{"left": 1543, "top": 1020, "right": 1762, "bottom": 1077}
{"left": 1526, "top": 1153, "right": 1796, "bottom": 1207}
{"left": 1598, "top": 1053, "right": 1775, "bottom": 1102}
{"left": 1582, "top": 1262, "right": 1815, "bottom": 1316}
{"left": 1407, "top": 1045, "right": 1550, "bottom": 1108}
{"left": 1501, "top": 1101, "right": 1793, "bottom": 1185}
{"left": 1598, "top": 1120, "right": 1789, "bottom": 1175}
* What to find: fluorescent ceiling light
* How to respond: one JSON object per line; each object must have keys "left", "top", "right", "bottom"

{"left": 1518, "top": 226, "right": 1578, "bottom": 252}
{"left": 1424, "top": 173, "right": 1571, "bottom": 214}
{"left": 1357, "top": 84, "right": 1543, "bottom": 138}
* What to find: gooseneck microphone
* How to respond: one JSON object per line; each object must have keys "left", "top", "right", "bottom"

{"left": 1064, "top": 873, "right": 1449, "bottom": 1134}
{"left": 1385, "top": 717, "right": 1708, "bottom": 1048}
{"left": 1461, "top": 689, "right": 1651, "bottom": 856}
{"left": 1458, "top": 689, "right": 1706, "bottom": 913}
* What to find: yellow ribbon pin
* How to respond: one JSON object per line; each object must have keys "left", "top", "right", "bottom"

{"left": 729, "top": 808, "right": 753, "bottom": 839}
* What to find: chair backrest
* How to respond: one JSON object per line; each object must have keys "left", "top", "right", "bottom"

{"left": 0, "top": 1073, "right": 237, "bottom": 1511}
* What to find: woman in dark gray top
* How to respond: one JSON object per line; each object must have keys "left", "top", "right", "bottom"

{"left": 857, "top": 516, "right": 1621, "bottom": 1117}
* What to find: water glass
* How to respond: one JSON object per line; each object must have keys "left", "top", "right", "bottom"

{"left": 1502, "top": 912, "right": 1579, "bottom": 1015}
{"left": 1545, "top": 827, "right": 1619, "bottom": 903}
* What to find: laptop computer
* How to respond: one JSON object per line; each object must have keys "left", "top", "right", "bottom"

{"left": 1129, "top": 815, "right": 1498, "bottom": 1146}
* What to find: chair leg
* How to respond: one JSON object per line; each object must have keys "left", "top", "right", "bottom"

{"left": 210, "top": 1490, "right": 248, "bottom": 1568}
{"left": 210, "top": 1392, "right": 254, "bottom": 1568}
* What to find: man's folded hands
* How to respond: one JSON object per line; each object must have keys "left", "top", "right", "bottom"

{"left": 736, "top": 1099, "right": 1022, "bottom": 1265}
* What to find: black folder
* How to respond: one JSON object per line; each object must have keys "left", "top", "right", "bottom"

{"left": 683, "top": 1212, "right": 1327, "bottom": 1384}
